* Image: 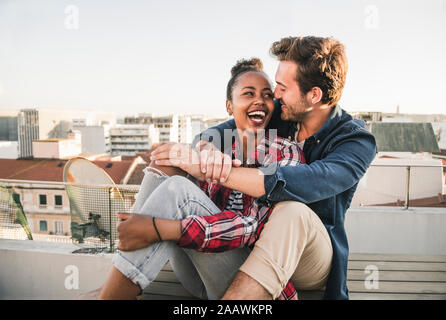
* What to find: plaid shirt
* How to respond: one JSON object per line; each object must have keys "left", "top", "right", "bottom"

{"left": 179, "top": 134, "right": 305, "bottom": 300}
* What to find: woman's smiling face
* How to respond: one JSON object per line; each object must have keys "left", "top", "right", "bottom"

{"left": 226, "top": 71, "right": 274, "bottom": 134}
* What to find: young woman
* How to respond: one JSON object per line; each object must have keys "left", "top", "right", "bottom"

{"left": 98, "top": 58, "right": 305, "bottom": 300}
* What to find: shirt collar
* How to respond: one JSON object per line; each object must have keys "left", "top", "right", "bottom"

{"left": 295, "top": 104, "right": 348, "bottom": 143}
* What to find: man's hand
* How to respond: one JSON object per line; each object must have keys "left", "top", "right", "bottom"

{"left": 116, "top": 212, "right": 159, "bottom": 251}
{"left": 197, "top": 141, "right": 242, "bottom": 183}
{"left": 150, "top": 142, "right": 241, "bottom": 183}
{"left": 149, "top": 143, "right": 204, "bottom": 180}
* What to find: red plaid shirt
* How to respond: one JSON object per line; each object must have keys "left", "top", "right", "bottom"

{"left": 179, "top": 134, "right": 305, "bottom": 300}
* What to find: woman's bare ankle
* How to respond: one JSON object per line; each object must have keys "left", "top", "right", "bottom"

{"left": 98, "top": 266, "right": 141, "bottom": 300}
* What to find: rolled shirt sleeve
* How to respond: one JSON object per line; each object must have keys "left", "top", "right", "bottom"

{"left": 179, "top": 210, "right": 260, "bottom": 253}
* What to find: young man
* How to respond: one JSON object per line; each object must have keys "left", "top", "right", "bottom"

{"left": 146, "top": 36, "right": 376, "bottom": 300}
{"left": 188, "top": 36, "right": 377, "bottom": 300}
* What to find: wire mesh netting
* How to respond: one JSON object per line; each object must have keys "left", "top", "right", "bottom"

{"left": 0, "top": 186, "right": 33, "bottom": 241}
{"left": 65, "top": 184, "right": 138, "bottom": 253}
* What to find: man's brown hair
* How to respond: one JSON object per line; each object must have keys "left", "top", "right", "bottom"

{"left": 270, "top": 36, "right": 348, "bottom": 106}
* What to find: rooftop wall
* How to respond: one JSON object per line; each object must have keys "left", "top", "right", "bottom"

{"left": 1, "top": 206, "right": 446, "bottom": 299}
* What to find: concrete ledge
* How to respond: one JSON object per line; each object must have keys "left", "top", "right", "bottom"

{"left": 1, "top": 206, "right": 446, "bottom": 299}
{"left": 345, "top": 207, "right": 446, "bottom": 255}
{"left": 0, "top": 239, "right": 113, "bottom": 299}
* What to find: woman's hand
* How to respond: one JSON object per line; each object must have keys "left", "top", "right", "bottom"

{"left": 116, "top": 212, "right": 158, "bottom": 251}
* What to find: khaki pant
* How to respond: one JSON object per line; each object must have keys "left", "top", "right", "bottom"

{"left": 239, "top": 201, "right": 333, "bottom": 299}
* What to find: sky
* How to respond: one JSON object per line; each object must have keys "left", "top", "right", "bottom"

{"left": 0, "top": 0, "right": 446, "bottom": 116}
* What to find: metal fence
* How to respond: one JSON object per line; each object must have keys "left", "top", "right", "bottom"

{"left": 0, "top": 179, "right": 138, "bottom": 253}
{"left": 0, "top": 163, "right": 445, "bottom": 252}
{"left": 65, "top": 183, "right": 138, "bottom": 253}
{"left": 365, "top": 163, "right": 446, "bottom": 209}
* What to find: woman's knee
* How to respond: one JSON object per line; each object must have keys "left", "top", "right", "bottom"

{"left": 148, "top": 162, "right": 187, "bottom": 177}
{"left": 160, "top": 175, "right": 197, "bottom": 194}
{"left": 153, "top": 176, "right": 201, "bottom": 213}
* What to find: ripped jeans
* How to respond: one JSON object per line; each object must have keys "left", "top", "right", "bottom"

{"left": 112, "top": 169, "right": 250, "bottom": 300}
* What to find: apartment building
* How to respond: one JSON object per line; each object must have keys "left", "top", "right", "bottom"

{"left": 109, "top": 124, "right": 158, "bottom": 156}
{"left": 0, "top": 157, "right": 141, "bottom": 239}
{"left": 17, "top": 109, "right": 39, "bottom": 159}
{"left": 123, "top": 113, "right": 230, "bottom": 144}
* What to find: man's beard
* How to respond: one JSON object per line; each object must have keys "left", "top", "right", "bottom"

{"left": 280, "top": 99, "right": 312, "bottom": 123}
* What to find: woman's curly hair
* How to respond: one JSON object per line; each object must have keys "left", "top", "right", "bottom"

{"left": 226, "top": 57, "right": 264, "bottom": 101}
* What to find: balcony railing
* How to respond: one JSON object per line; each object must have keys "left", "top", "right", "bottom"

{"left": 109, "top": 131, "right": 149, "bottom": 136}
{"left": 0, "top": 179, "right": 139, "bottom": 253}
{"left": 362, "top": 163, "right": 446, "bottom": 209}
{"left": 0, "top": 163, "right": 445, "bottom": 250}
{"left": 110, "top": 144, "right": 150, "bottom": 150}
{"left": 110, "top": 137, "right": 149, "bottom": 143}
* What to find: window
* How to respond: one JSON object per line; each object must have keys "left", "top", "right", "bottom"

{"left": 54, "top": 195, "right": 63, "bottom": 207}
{"left": 39, "top": 194, "right": 47, "bottom": 206}
{"left": 54, "top": 221, "right": 64, "bottom": 235}
{"left": 39, "top": 220, "right": 48, "bottom": 232}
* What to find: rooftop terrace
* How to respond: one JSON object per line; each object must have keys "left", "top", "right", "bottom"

{"left": 1, "top": 206, "right": 445, "bottom": 300}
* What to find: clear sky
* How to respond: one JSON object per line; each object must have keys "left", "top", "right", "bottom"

{"left": 1, "top": 0, "right": 445, "bottom": 116}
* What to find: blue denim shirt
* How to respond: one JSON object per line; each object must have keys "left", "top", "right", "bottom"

{"left": 194, "top": 99, "right": 377, "bottom": 299}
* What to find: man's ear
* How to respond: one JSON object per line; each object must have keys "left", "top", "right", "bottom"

{"left": 309, "top": 87, "right": 323, "bottom": 105}
{"left": 226, "top": 100, "right": 233, "bottom": 115}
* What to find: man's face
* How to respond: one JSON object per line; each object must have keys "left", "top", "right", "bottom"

{"left": 274, "top": 61, "right": 312, "bottom": 122}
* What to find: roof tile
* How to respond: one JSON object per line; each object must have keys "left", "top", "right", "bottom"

{"left": 0, "top": 158, "right": 134, "bottom": 184}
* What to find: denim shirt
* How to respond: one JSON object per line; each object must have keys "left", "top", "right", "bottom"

{"left": 194, "top": 99, "right": 377, "bottom": 299}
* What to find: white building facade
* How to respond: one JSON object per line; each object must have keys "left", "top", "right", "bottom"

{"left": 32, "top": 135, "right": 82, "bottom": 159}
{"left": 109, "top": 124, "right": 158, "bottom": 156}
{"left": 0, "top": 141, "right": 18, "bottom": 159}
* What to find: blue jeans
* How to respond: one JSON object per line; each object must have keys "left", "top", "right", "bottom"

{"left": 112, "top": 171, "right": 251, "bottom": 300}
